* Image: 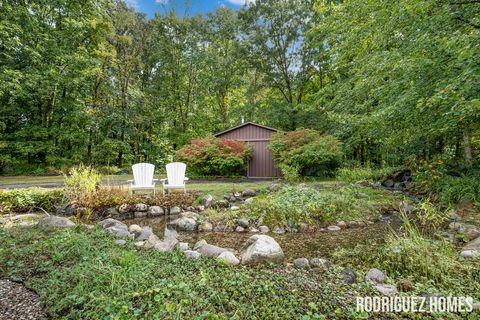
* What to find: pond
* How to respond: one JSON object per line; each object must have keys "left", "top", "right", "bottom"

{"left": 123, "top": 215, "right": 404, "bottom": 261}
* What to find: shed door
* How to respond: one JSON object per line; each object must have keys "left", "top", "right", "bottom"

{"left": 248, "top": 141, "right": 281, "bottom": 178}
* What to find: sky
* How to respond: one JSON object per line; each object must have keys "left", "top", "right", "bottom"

{"left": 125, "top": 0, "right": 254, "bottom": 19}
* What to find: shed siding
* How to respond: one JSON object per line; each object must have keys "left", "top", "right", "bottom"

{"left": 215, "top": 123, "right": 281, "bottom": 178}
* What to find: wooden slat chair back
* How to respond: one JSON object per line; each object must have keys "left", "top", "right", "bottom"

{"left": 161, "top": 162, "right": 189, "bottom": 194}
{"left": 128, "top": 163, "right": 157, "bottom": 195}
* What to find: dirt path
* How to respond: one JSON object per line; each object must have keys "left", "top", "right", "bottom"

{"left": 0, "top": 279, "right": 49, "bottom": 320}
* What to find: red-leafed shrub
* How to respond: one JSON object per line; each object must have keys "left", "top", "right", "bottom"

{"left": 176, "top": 137, "right": 252, "bottom": 176}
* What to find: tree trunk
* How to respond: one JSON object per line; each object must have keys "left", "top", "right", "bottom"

{"left": 463, "top": 127, "right": 473, "bottom": 166}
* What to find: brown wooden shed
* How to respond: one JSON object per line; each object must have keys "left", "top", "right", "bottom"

{"left": 214, "top": 122, "right": 282, "bottom": 178}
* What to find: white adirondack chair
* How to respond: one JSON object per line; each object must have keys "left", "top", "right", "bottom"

{"left": 161, "top": 162, "right": 189, "bottom": 194}
{"left": 127, "top": 163, "right": 158, "bottom": 195}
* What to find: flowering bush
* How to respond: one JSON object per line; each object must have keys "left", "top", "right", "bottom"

{"left": 268, "top": 129, "right": 343, "bottom": 181}
{"left": 176, "top": 137, "right": 252, "bottom": 176}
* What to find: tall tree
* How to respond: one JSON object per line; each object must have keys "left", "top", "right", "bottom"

{"left": 239, "top": 0, "right": 319, "bottom": 130}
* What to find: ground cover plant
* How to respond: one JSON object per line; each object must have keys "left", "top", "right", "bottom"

{"left": 1, "top": 223, "right": 478, "bottom": 319}
{"left": 0, "top": 226, "right": 375, "bottom": 320}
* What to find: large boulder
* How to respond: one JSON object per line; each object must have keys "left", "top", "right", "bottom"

{"left": 242, "top": 189, "right": 256, "bottom": 197}
{"left": 98, "top": 218, "right": 127, "bottom": 230}
{"left": 341, "top": 268, "right": 357, "bottom": 284}
{"left": 240, "top": 235, "right": 284, "bottom": 265}
{"left": 118, "top": 204, "right": 131, "bottom": 214}
{"left": 460, "top": 250, "right": 480, "bottom": 258}
{"left": 144, "top": 233, "right": 161, "bottom": 249}
{"left": 375, "top": 284, "right": 398, "bottom": 296}
{"left": 293, "top": 258, "right": 310, "bottom": 269}
{"left": 259, "top": 226, "right": 269, "bottom": 233}
{"left": 148, "top": 206, "right": 164, "bottom": 217}
{"left": 365, "top": 268, "right": 385, "bottom": 284}
{"left": 164, "top": 227, "right": 178, "bottom": 241}
{"left": 202, "top": 195, "right": 217, "bottom": 208}
{"left": 217, "top": 251, "right": 240, "bottom": 266}
{"left": 167, "top": 216, "right": 197, "bottom": 231}
{"left": 135, "top": 203, "right": 148, "bottom": 212}
{"left": 244, "top": 197, "right": 254, "bottom": 205}
{"left": 194, "top": 240, "right": 231, "bottom": 258}
{"left": 327, "top": 225, "right": 341, "bottom": 232}
{"left": 176, "top": 242, "right": 190, "bottom": 251}
{"left": 98, "top": 218, "right": 133, "bottom": 238}
{"left": 310, "top": 258, "right": 333, "bottom": 269}
{"left": 237, "top": 217, "right": 249, "bottom": 228}
{"left": 154, "top": 238, "right": 178, "bottom": 252}
{"left": 105, "top": 226, "right": 133, "bottom": 239}
{"left": 463, "top": 237, "right": 480, "bottom": 251}
{"left": 184, "top": 250, "right": 201, "bottom": 261}
{"left": 136, "top": 226, "right": 154, "bottom": 241}
{"left": 169, "top": 206, "right": 182, "bottom": 215}
{"left": 180, "top": 211, "right": 198, "bottom": 220}
{"left": 37, "top": 216, "right": 75, "bottom": 228}
{"left": 199, "top": 221, "right": 213, "bottom": 232}
{"left": 134, "top": 211, "right": 147, "bottom": 219}
{"left": 129, "top": 224, "right": 143, "bottom": 237}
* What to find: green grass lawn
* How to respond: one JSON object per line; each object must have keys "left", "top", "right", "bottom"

{"left": 0, "top": 174, "right": 337, "bottom": 201}
{"left": 0, "top": 174, "right": 132, "bottom": 186}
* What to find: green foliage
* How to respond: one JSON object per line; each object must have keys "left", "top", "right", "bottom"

{"left": 413, "top": 160, "right": 480, "bottom": 206}
{"left": 336, "top": 166, "right": 400, "bottom": 183}
{"left": 1, "top": 0, "right": 478, "bottom": 174}
{"left": 414, "top": 199, "right": 450, "bottom": 233}
{"left": 0, "top": 226, "right": 366, "bottom": 319}
{"left": 0, "top": 188, "right": 63, "bottom": 213}
{"left": 334, "top": 217, "right": 480, "bottom": 297}
{"left": 240, "top": 184, "right": 401, "bottom": 226}
{"left": 268, "top": 129, "right": 343, "bottom": 181}
{"left": 176, "top": 137, "right": 252, "bottom": 176}
{"left": 63, "top": 165, "right": 101, "bottom": 204}
{"left": 312, "top": 0, "right": 480, "bottom": 166}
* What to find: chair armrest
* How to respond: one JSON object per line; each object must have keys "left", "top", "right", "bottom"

{"left": 153, "top": 179, "right": 159, "bottom": 182}
{"left": 126, "top": 179, "right": 133, "bottom": 183}
{"left": 184, "top": 177, "right": 189, "bottom": 181}
{"left": 160, "top": 178, "right": 167, "bottom": 183}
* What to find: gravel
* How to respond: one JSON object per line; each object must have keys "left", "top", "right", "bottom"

{"left": 0, "top": 279, "right": 48, "bottom": 320}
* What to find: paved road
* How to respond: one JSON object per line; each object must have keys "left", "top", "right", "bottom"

{"left": 0, "top": 178, "right": 275, "bottom": 189}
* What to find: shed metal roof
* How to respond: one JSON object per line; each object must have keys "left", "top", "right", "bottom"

{"left": 213, "top": 122, "right": 278, "bottom": 137}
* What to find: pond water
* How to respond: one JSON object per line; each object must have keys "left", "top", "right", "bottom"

{"left": 123, "top": 215, "right": 404, "bottom": 261}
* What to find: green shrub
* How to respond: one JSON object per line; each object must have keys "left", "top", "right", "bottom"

{"left": 0, "top": 188, "right": 64, "bottom": 213}
{"left": 268, "top": 129, "right": 343, "bottom": 181}
{"left": 336, "top": 166, "right": 400, "bottom": 183}
{"left": 413, "top": 160, "right": 480, "bottom": 206}
{"left": 63, "top": 165, "right": 101, "bottom": 203}
{"left": 97, "top": 165, "right": 122, "bottom": 175}
{"left": 176, "top": 137, "right": 252, "bottom": 176}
